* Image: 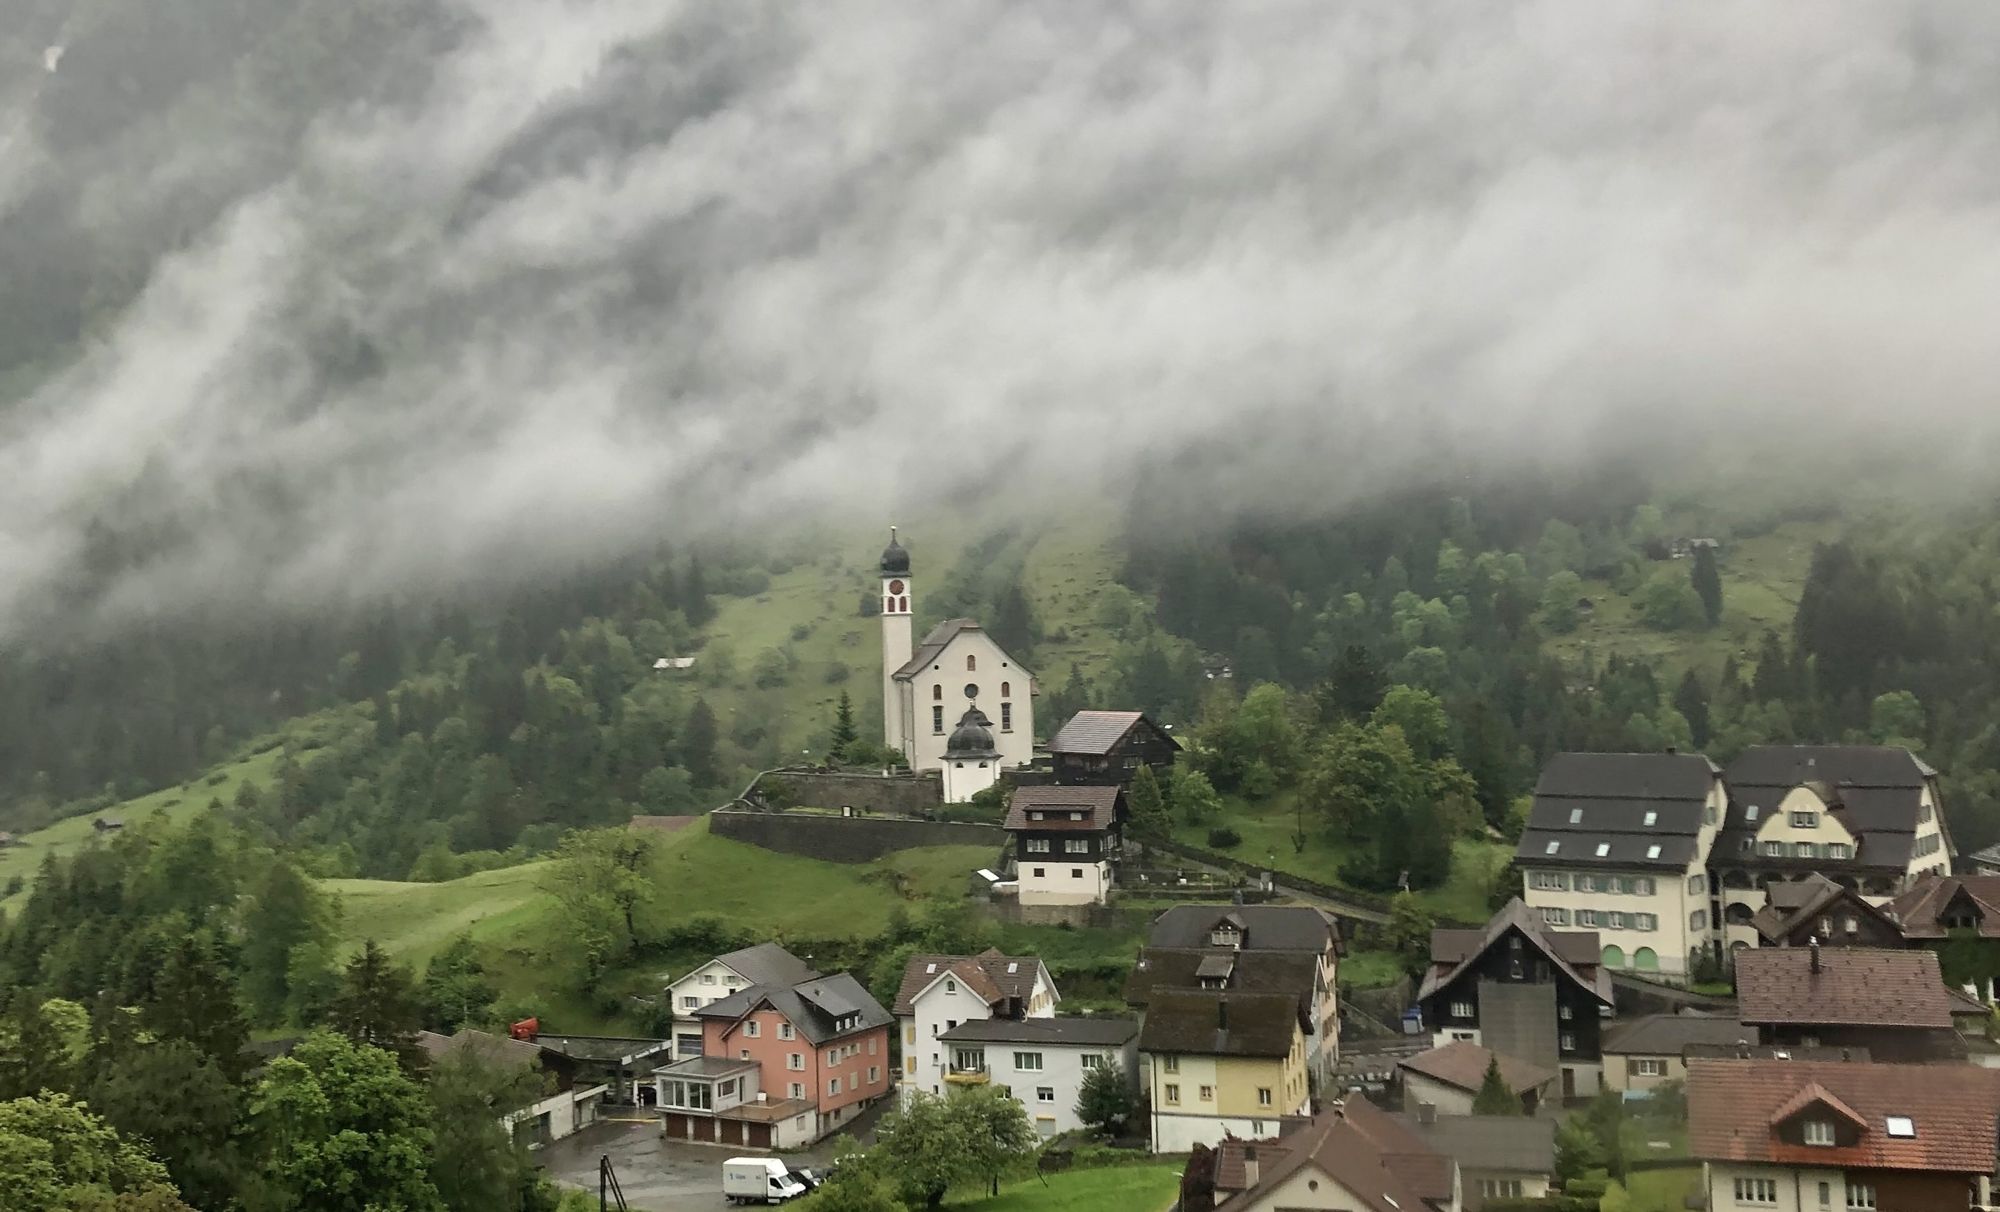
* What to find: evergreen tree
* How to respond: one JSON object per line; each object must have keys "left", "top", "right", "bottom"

{"left": 1314, "top": 645, "right": 1387, "bottom": 723}
{"left": 239, "top": 859, "right": 332, "bottom": 1026}
{"left": 1126, "top": 764, "right": 1172, "bottom": 839}
{"left": 987, "top": 582, "right": 1040, "bottom": 659}
{"left": 681, "top": 556, "right": 714, "bottom": 626}
{"left": 419, "top": 934, "right": 498, "bottom": 1034}
{"left": 1470, "top": 1055, "right": 1519, "bottom": 1115}
{"left": 1690, "top": 544, "right": 1723, "bottom": 625}
{"left": 1384, "top": 892, "right": 1436, "bottom": 978}
{"left": 830, "top": 691, "right": 859, "bottom": 761}
{"left": 146, "top": 937, "right": 251, "bottom": 1079}
{"left": 1075, "top": 1060, "right": 1135, "bottom": 1136}
{"left": 327, "top": 940, "right": 424, "bottom": 1068}
{"left": 684, "top": 699, "right": 720, "bottom": 787}
{"left": 1674, "top": 671, "right": 1712, "bottom": 748}
{"left": 1752, "top": 630, "right": 1793, "bottom": 702}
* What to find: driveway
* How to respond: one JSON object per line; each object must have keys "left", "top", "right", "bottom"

{"left": 539, "top": 1101, "right": 892, "bottom": 1211}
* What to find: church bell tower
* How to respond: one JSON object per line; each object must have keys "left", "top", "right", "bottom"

{"left": 879, "top": 528, "right": 913, "bottom": 757}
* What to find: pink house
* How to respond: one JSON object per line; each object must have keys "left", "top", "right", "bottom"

{"left": 655, "top": 971, "right": 893, "bottom": 1148}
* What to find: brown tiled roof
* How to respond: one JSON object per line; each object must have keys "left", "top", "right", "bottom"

{"left": 1769, "top": 1081, "right": 1866, "bottom": 1130}
{"left": 1217, "top": 1101, "right": 1454, "bottom": 1212}
{"left": 1889, "top": 874, "right": 2000, "bottom": 940}
{"left": 1397, "top": 1041, "right": 1554, "bottom": 1096}
{"left": 1121, "top": 948, "right": 1321, "bottom": 1007}
{"left": 1047, "top": 711, "right": 1145, "bottom": 756}
{"left": 1420, "top": 899, "right": 1612, "bottom": 1006}
{"left": 1137, "top": 990, "right": 1304, "bottom": 1058}
{"left": 892, "top": 950, "right": 1044, "bottom": 1016}
{"left": 1734, "top": 947, "right": 1953, "bottom": 1028}
{"left": 1688, "top": 1058, "right": 2000, "bottom": 1174}
{"left": 1004, "top": 785, "right": 1120, "bottom": 831}
{"left": 1601, "top": 1014, "right": 1750, "bottom": 1057}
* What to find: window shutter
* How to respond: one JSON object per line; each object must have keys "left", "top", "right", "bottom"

{"left": 1627, "top": 1059, "right": 1639, "bottom": 1076}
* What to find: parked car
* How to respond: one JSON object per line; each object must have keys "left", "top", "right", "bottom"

{"left": 723, "top": 1157, "right": 808, "bottom": 1205}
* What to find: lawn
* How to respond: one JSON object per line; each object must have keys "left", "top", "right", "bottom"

{"left": 946, "top": 1165, "right": 1182, "bottom": 1211}
{"left": 325, "top": 862, "right": 554, "bottom": 968}
{"left": 0, "top": 746, "right": 287, "bottom": 913}
{"left": 1337, "top": 949, "right": 1405, "bottom": 990}
{"left": 1168, "top": 790, "right": 1510, "bottom": 924}
{"left": 1603, "top": 1166, "right": 1699, "bottom": 1212}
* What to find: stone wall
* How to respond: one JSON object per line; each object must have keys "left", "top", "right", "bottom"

{"left": 709, "top": 808, "right": 1004, "bottom": 864}
{"left": 752, "top": 769, "right": 942, "bottom": 817}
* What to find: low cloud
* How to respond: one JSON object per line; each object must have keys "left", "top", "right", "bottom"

{"left": 4, "top": 0, "right": 2000, "bottom": 635}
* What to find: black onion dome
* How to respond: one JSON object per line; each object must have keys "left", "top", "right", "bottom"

{"left": 944, "top": 706, "right": 997, "bottom": 757}
{"left": 880, "top": 527, "right": 911, "bottom": 574}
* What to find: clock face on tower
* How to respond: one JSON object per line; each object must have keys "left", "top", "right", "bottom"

{"left": 887, "top": 580, "right": 905, "bottom": 595}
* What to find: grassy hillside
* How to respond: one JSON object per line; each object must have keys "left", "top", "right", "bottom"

{"left": 0, "top": 745, "right": 286, "bottom": 912}
{"left": 946, "top": 1165, "right": 1182, "bottom": 1211}
{"left": 1544, "top": 519, "right": 1836, "bottom": 679}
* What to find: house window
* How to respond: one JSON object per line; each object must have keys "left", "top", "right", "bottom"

{"left": 1081, "top": 1055, "right": 1104, "bottom": 1070}
{"left": 1001, "top": 703, "right": 1013, "bottom": 731}
{"left": 1792, "top": 810, "right": 1819, "bottom": 828}
{"left": 1001, "top": 681, "right": 1011, "bottom": 697}
{"left": 1560, "top": 1004, "right": 1574, "bottom": 1021}
{"left": 1450, "top": 1031, "right": 1476, "bottom": 1041}
{"left": 1803, "top": 1120, "right": 1834, "bottom": 1146}
{"left": 1257, "top": 1087, "right": 1273, "bottom": 1106}
{"left": 740, "top": 1050, "right": 751, "bottom": 1060}
{"left": 1032, "top": 868, "right": 1044, "bottom": 877}
{"left": 869, "top": 1066, "right": 880, "bottom": 1083}
{"left": 1634, "top": 1059, "right": 1664, "bottom": 1076}
{"left": 1794, "top": 842, "right": 1817, "bottom": 859}
{"left": 1532, "top": 871, "right": 1568, "bottom": 891}
{"left": 1845, "top": 1183, "right": 1875, "bottom": 1210}
{"left": 745, "top": 1021, "right": 759, "bottom": 1037}
{"left": 1636, "top": 913, "right": 1658, "bottom": 930}
{"left": 1546, "top": 841, "right": 1561, "bottom": 855}
{"left": 1827, "top": 843, "right": 1850, "bottom": 860}
{"left": 681, "top": 996, "right": 699, "bottom": 1009}
{"left": 1688, "top": 874, "right": 1706, "bottom": 895}
{"left": 1578, "top": 875, "right": 1601, "bottom": 893}
{"left": 1163, "top": 1084, "right": 1180, "bottom": 1105}
{"left": 1577, "top": 910, "right": 1601, "bottom": 928}
{"left": 1690, "top": 910, "right": 1707, "bottom": 931}
{"left": 1560, "top": 1033, "right": 1576, "bottom": 1052}
{"left": 1064, "top": 839, "right": 1089, "bottom": 854}
{"left": 932, "top": 706, "right": 944, "bottom": 733}
{"left": 1026, "top": 838, "right": 1050, "bottom": 853}
{"left": 1036, "top": 1087, "right": 1055, "bottom": 1103}
{"left": 932, "top": 684, "right": 942, "bottom": 701}
{"left": 1595, "top": 843, "right": 1611, "bottom": 857}
{"left": 1481, "top": 1180, "right": 1525, "bottom": 1199}
{"left": 1450, "top": 1001, "right": 1474, "bottom": 1019}
{"left": 1541, "top": 907, "right": 1570, "bottom": 926}
{"left": 701, "top": 974, "right": 716, "bottom": 985}
{"left": 1072, "top": 869, "right": 1084, "bottom": 878}
{"left": 1014, "top": 1052, "right": 1043, "bottom": 1071}
{"left": 1608, "top": 876, "right": 1628, "bottom": 894}
{"left": 945, "top": 979, "right": 957, "bottom": 993}
{"left": 1198, "top": 1085, "right": 1214, "bottom": 1102}
{"left": 953, "top": 1049, "right": 984, "bottom": 1071}
{"left": 1635, "top": 877, "right": 1656, "bottom": 895}
{"left": 1609, "top": 912, "right": 1628, "bottom": 930}
{"left": 1745, "top": 805, "right": 1761, "bottom": 822}
{"left": 1733, "top": 1178, "right": 1777, "bottom": 1205}
{"left": 1161, "top": 1056, "right": 1179, "bottom": 1074}
{"left": 967, "top": 655, "right": 977, "bottom": 671}
{"left": 827, "top": 1078, "right": 841, "bottom": 1097}
{"left": 1763, "top": 841, "right": 1786, "bottom": 857}
{"left": 785, "top": 1052, "right": 803, "bottom": 1071}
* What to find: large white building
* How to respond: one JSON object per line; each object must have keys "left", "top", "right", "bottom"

{"left": 937, "top": 1018, "right": 1140, "bottom": 1138}
{"left": 877, "top": 531, "right": 1034, "bottom": 775}
{"left": 892, "top": 950, "right": 1058, "bottom": 1100}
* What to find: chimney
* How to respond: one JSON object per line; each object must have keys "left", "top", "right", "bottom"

{"left": 1809, "top": 936, "right": 1822, "bottom": 974}
{"left": 1218, "top": 997, "right": 1229, "bottom": 1032}
{"left": 1241, "top": 1145, "right": 1259, "bottom": 1188}
{"left": 1418, "top": 1101, "right": 1438, "bottom": 1126}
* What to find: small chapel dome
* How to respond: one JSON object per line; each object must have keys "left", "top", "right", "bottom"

{"left": 880, "top": 527, "right": 911, "bottom": 575}
{"left": 945, "top": 706, "right": 997, "bottom": 758}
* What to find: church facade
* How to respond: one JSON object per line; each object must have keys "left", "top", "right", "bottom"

{"left": 877, "top": 530, "right": 1035, "bottom": 780}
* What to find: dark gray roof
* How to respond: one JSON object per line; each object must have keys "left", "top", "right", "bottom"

{"left": 1524, "top": 796, "right": 1706, "bottom": 836}
{"left": 1389, "top": 1112, "right": 1556, "bottom": 1175}
{"left": 1123, "top": 948, "right": 1322, "bottom": 1007}
{"left": 879, "top": 529, "right": 910, "bottom": 575}
{"left": 938, "top": 1017, "right": 1138, "bottom": 1046}
{"left": 1601, "top": 1014, "right": 1752, "bottom": 1057}
{"left": 659, "top": 1055, "right": 760, "bottom": 1078}
{"left": 1420, "top": 899, "right": 1613, "bottom": 1007}
{"left": 1146, "top": 905, "right": 1340, "bottom": 953}
{"left": 696, "top": 972, "right": 893, "bottom": 1045}
{"left": 1724, "top": 745, "right": 1935, "bottom": 791}
{"left": 1138, "top": 990, "right": 1305, "bottom": 1057}
{"left": 715, "top": 942, "right": 819, "bottom": 988}
{"left": 1534, "top": 752, "right": 1720, "bottom": 800}
{"left": 1047, "top": 711, "right": 1178, "bottom": 756}
{"left": 1515, "top": 829, "right": 1698, "bottom": 870}
{"left": 944, "top": 706, "right": 998, "bottom": 758}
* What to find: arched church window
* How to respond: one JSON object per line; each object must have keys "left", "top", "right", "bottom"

{"left": 1000, "top": 682, "right": 1011, "bottom": 698}
{"left": 966, "top": 655, "right": 977, "bottom": 671}
{"left": 932, "top": 685, "right": 942, "bottom": 701}
{"left": 898, "top": 596, "right": 908, "bottom": 612}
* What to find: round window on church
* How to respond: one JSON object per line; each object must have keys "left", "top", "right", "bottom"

{"left": 888, "top": 580, "right": 904, "bottom": 595}
{"left": 964, "top": 683, "right": 979, "bottom": 699}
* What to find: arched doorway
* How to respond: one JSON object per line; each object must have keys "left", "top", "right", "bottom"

{"left": 1632, "top": 947, "right": 1658, "bottom": 972}
{"left": 1601, "top": 944, "right": 1626, "bottom": 969}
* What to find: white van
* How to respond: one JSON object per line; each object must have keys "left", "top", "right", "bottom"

{"left": 722, "top": 1157, "right": 808, "bottom": 1205}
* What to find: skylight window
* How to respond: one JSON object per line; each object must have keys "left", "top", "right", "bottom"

{"left": 1569, "top": 808, "right": 1583, "bottom": 824}
{"left": 1647, "top": 845, "right": 1662, "bottom": 859}
{"left": 1546, "top": 841, "right": 1561, "bottom": 855}
{"left": 1885, "top": 1117, "right": 1915, "bottom": 1138}
{"left": 1746, "top": 805, "right": 1761, "bottom": 821}
{"left": 1595, "top": 843, "right": 1611, "bottom": 857}
{"left": 1643, "top": 811, "right": 1657, "bottom": 826}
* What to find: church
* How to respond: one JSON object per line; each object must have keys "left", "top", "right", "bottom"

{"left": 877, "top": 529, "right": 1035, "bottom": 801}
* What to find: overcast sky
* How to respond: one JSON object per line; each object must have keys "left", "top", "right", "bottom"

{"left": 3, "top": 0, "right": 1999, "bottom": 635}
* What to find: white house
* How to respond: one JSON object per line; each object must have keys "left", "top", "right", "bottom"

{"left": 877, "top": 531, "right": 1034, "bottom": 774}
{"left": 665, "top": 943, "right": 819, "bottom": 1059}
{"left": 1004, "top": 785, "right": 1125, "bottom": 907}
{"left": 937, "top": 1018, "right": 1140, "bottom": 1138}
{"left": 893, "top": 950, "right": 1057, "bottom": 1100}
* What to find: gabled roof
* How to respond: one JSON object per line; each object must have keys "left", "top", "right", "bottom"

{"left": 1535, "top": 752, "right": 1721, "bottom": 800}
{"left": 1390, "top": 1111, "right": 1556, "bottom": 1176}
{"left": 1689, "top": 1058, "right": 2000, "bottom": 1174}
{"left": 892, "top": 950, "right": 1048, "bottom": 1015}
{"left": 1048, "top": 710, "right": 1179, "bottom": 756}
{"left": 1733, "top": 947, "right": 1953, "bottom": 1029}
{"left": 1769, "top": 1081, "right": 1868, "bottom": 1132}
{"left": 1004, "top": 785, "right": 1121, "bottom": 832}
{"left": 1725, "top": 745, "right": 1936, "bottom": 791}
{"left": 696, "top": 972, "right": 893, "bottom": 1046}
{"left": 416, "top": 1028, "right": 543, "bottom": 1071}
{"left": 938, "top": 1017, "right": 1137, "bottom": 1047}
{"left": 1136, "top": 990, "right": 1305, "bottom": 1058}
{"left": 1145, "top": 904, "right": 1340, "bottom": 953}
{"left": 1515, "top": 830, "right": 1698, "bottom": 869}
{"left": 714, "top": 942, "right": 819, "bottom": 988}
{"left": 1398, "top": 1041, "right": 1555, "bottom": 1096}
{"left": 1719, "top": 747, "right": 1942, "bottom": 872}
{"left": 1217, "top": 1101, "right": 1454, "bottom": 1212}
{"left": 892, "top": 618, "right": 1028, "bottom": 681}
{"left": 1889, "top": 874, "right": 2000, "bottom": 940}
{"left": 1518, "top": 753, "right": 1718, "bottom": 869}
{"left": 1750, "top": 874, "right": 1902, "bottom": 944}
{"left": 1122, "top": 948, "right": 1321, "bottom": 1007}
{"left": 1601, "top": 1014, "right": 1751, "bottom": 1057}
{"left": 1419, "top": 899, "right": 1613, "bottom": 1006}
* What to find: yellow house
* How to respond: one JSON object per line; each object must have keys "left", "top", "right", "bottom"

{"left": 1138, "top": 990, "right": 1311, "bottom": 1153}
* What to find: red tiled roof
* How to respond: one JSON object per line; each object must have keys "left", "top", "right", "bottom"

{"left": 1689, "top": 1058, "right": 2000, "bottom": 1174}
{"left": 891, "top": 950, "right": 1042, "bottom": 1016}
{"left": 1734, "top": 947, "right": 1953, "bottom": 1028}
{"left": 1769, "top": 1082, "right": 1867, "bottom": 1131}
{"left": 1889, "top": 874, "right": 2000, "bottom": 940}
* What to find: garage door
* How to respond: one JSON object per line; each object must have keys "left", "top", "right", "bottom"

{"left": 748, "top": 1123, "right": 772, "bottom": 1149}
{"left": 719, "top": 1120, "right": 742, "bottom": 1146}
{"left": 692, "top": 1117, "right": 715, "bottom": 1143}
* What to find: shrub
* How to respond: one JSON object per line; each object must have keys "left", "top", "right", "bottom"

{"left": 1207, "top": 826, "right": 1243, "bottom": 849}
